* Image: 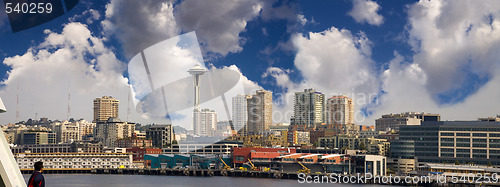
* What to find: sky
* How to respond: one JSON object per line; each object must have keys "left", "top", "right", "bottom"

{"left": 0, "top": 0, "right": 499, "bottom": 129}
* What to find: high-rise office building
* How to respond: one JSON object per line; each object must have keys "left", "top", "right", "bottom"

{"left": 399, "top": 120, "right": 500, "bottom": 165}
{"left": 375, "top": 112, "right": 440, "bottom": 132}
{"left": 94, "top": 117, "right": 134, "bottom": 147}
{"left": 93, "top": 96, "right": 119, "bottom": 123}
{"left": 146, "top": 125, "right": 173, "bottom": 148}
{"left": 20, "top": 132, "right": 56, "bottom": 145}
{"left": 293, "top": 88, "right": 325, "bottom": 126}
{"left": 232, "top": 94, "right": 249, "bottom": 132}
{"left": 193, "top": 109, "right": 217, "bottom": 136}
{"left": 326, "top": 95, "right": 354, "bottom": 125}
{"left": 246, "top": 90, "right": 273, "bottom": 135}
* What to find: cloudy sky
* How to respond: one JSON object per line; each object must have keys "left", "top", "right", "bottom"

{"left": 0, "top": 0, "right": 499, "bottom": 128}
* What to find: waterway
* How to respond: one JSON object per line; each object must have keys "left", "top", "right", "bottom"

{"left": 22, "top": 174, "right": 390, "bottom": 187}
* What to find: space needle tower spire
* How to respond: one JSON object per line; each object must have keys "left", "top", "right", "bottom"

{"left": 188, "top": 64, "right": 207, "bottom": 112}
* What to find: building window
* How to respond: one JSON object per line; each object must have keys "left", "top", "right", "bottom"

{"left": 440, "top": 138, "right": 454, "bottom": 142}
{"left": 235, "top": 156, "right": 244, "bottom": 162}
{"left": 441, "top": 148, "right": 454, "bottom": 153}
{"left": 440, "top": 133, "right": 454, "bottom": 136}
{"left": 456, "top": 143, "right": 470, "bottom": 147}
{"left": 473, "top": 133, "right": 487, "bottom": 137}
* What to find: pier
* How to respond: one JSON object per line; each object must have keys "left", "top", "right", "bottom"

{"left": 20, "top": 168, "right": 500, "bottom": 186}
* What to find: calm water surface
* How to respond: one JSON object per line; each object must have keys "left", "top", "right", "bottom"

{"left": 23, "top": 174, "right": 391, "bottom": 187}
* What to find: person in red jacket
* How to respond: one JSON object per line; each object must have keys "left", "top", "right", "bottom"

{"left": 27, "top": 161, "right": 45, "bottom": 187}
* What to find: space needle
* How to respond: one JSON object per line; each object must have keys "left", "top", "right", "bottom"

{"left": 188, "top": 64, "right": 207, "bottom": 112}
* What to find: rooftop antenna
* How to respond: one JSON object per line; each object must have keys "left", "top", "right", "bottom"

{"left": 67, "top": 80, "right": 71, "bottom": 120}
{"left": 127, "top": 85, "right": 131, "bottom": 122}
{"left": 16, "top": 84, "right": 19, "bottom": 122}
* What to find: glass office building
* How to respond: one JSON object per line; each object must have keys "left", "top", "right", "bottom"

{"left": 399, "top": 121, "right": 500, "bottom": 165}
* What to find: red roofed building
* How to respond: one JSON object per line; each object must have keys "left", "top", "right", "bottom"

{"left": 127, "top": 147, "right": 162, "bottom": 161}
{"left": 232, "top": 147, "right": 296, "bottom": 166}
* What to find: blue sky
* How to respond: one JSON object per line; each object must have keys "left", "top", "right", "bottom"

{"left": 0, "top": 0, "right": 499, "bottom": 126}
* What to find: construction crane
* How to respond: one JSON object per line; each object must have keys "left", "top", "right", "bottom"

{"left": 219, "top": 158, "right": 231, "bottom": 170}
{"left": 248, "top": 159, "right": 257, "bottom": 171}
{"left": 246, "top": 158, "right": 257, "bottom": 170}
{"left": 297, "top": 161, "right": 310, "bottom": 174}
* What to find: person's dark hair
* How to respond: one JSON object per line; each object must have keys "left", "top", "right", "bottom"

{"left": 34, "top": 161, "right": 43, "bottom": 171}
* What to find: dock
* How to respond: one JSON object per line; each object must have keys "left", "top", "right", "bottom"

{"left": 20, "top": 168, "right": 500, "bottom": 186}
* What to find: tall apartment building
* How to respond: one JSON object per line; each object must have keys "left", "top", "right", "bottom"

{"left": 232, "top": 94, "right": 249, "bottom": 132}
{"left": 52, "top": 121, "right": 80, "bottom": 143}
{"left": 93, "top": 96, "right": 119, "bottom": 123}
{"left": 193, "top": 109, "right": 217, "bottom": 136}
{"left": 399, "top": 120, "right": 500, "bottom": 165}
{"left": 94, "top": 117, "right": 135, "bottom": 147}
{"left": 285, "top": 131, "right": 310, "bottom": 145}
{"left": 75, "top": 119, "right": 96, "bottom": 140}
{"left": 246, "top": 90, "right": 273, "bottom": 135}
{"left": 146, "top": 125, "right": 172, "bottom": 148}
{"left": 293, "top": 89, "right": 324, "bottom": 126}
{"left": 375, "top": 112, "right": 440, "bottom": 132}
{"left": 326, "top": 95, "right": 354, "bottom": 125}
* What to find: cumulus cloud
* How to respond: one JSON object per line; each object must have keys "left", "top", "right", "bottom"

{"left": 365, "top": 52, "right": 500, "bottom": 124}
{"left": 264, "top": 26, "right": 379, "bottom": 124}
{"left": 407, "top": 0, "right": 500, "bottom": 103}
{"left": 348, "top": 0, "right": 384, "bottom": 26}
{"left": 260, "top": 0, "right": 298, "bottom": 22}
{"left": 102, "top": 0, "right": 179, "bottom": 57}
{"left": 292, "top": 27, "right": 378, "bottom": 95}
{"left": 103, "top": 0, "right": 264, "bottom": 58}
{"left": 176, "top": 0, "right": 262, "bottom": 57}
{"left": 361, "top": 0, "right": 500, "bottom": 123}
{"left": 0, "top": 22, "right": 261, "bottom": 129}
{"left": 0, "top": 22, "right": 138, "bottom": 124}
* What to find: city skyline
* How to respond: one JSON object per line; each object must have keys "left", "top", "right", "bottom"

{"left": 0, "top": 1, "right": 500, "bottom": 128}
{"left": 2, "top": 1, "right": 500, "bottom": 185}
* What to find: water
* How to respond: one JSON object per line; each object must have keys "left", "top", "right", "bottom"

{"left": 22, "top": 174, "right": 389, "bottom": 187}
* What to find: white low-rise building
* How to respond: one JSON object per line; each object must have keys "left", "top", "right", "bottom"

{"left": 15, "top": 152, "right": 133, "bottom": 170}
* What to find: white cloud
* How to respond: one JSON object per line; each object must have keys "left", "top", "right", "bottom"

{"left": 262, "top": 67, "right": 293, "bottom": 89}
{"left": 348, "top": 0, "right": 384, "bottom": 26}
{"left": 297, "top": 14, "right": 308, "bottom": 26}
{"left": 264, "top": 26, "right": 379, "bottom": 124}
{"left": 362, "top": 0, "right": 500, "bottom": 122}
{"left": 176, "top": 0, "right": 263, "bottom": 57}
{"left": 103, "top": 0, "right": 263, "bottom": 58}
{"left": 102, "top": 0, "right": 179, "bottom": 57}
{"left": 0, "top": 22, "right": 138, "bottom": 124}
{"left": 407, "top": 0, "right": 500, "bottom": 101}
{"left": 68, "top": 9, "right": 101, "bottom": 24}
{"left": 292, "top": 27, "right": 378, "bottom": 95}
{"left": 87, "top": 9, "right": 101, "bottom": 24}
